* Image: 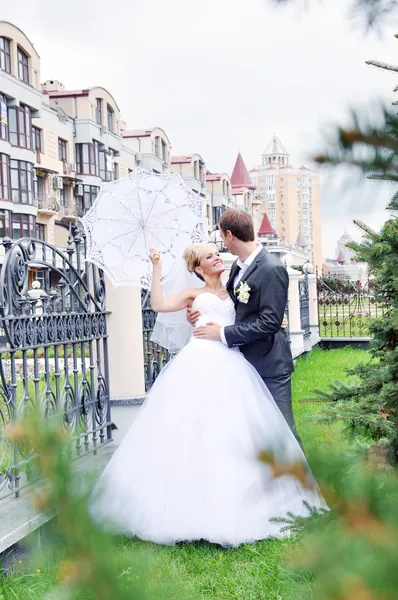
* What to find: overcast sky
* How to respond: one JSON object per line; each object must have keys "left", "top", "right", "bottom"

{"left": 3, "top": 0, "right": 398, "bottom": 257}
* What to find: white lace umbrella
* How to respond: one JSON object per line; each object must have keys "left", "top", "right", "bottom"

{"left": 80, "top": 168, "right": 206, "bottom": 288}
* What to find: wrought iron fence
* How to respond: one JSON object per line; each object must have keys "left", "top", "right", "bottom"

{"left": 299, "top": 274, "right": 311, "bottom": 340}
{"left": 317, "top": 277, "right": 390, "bottom": 338}
{"left": 0, "top": 229, "right": 112, "bottom": 500}
{"left": 141, "top": 289, "right": 174, "bottom": 391}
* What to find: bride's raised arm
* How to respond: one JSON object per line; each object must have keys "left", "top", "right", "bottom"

{"left": 149, "top": 249, "right": 196, "bottom": 313}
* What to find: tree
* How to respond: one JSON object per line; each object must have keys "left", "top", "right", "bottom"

{"left": 271, "top": 0, "right": 398, "bottom": 30}
{"left": 266, "top": 5, "right": 398, "bottom": 599}
{"left": 303, "top": 38, "right": 398, "bottom": 462}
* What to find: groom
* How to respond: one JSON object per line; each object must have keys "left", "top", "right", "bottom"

{"left": 189, "top": 208, "right": 301, "bottom": 445}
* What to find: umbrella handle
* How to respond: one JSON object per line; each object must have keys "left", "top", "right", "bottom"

{"left": 145, "top": 230, "right": 160, "bottom": 262}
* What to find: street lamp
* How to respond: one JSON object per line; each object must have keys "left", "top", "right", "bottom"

{"left": 303, "top": 261, "right": 314, "bottom": 275}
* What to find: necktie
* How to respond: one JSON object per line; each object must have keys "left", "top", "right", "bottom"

{"left": 234, "top": 265, "right": 242, "bottom": 290}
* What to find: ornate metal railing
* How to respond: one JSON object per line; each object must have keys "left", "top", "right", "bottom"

{"left": 0, "top": 229, "right": 112, "bottom": 500}
{"left": 299, "top": 274, "right": 311, "bottom": 340}
{"left": 317, "top": 277, "right": 390, "bottom": 338}
{"left": 37, "top": 194, "right": 60, "bottom": 213}
{"left": 141, "top": 289, "right": 174, "bottom": 391}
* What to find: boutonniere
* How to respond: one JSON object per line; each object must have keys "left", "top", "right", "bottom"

{"left": 236, "top": 281, "right": 251, "bottom": 304}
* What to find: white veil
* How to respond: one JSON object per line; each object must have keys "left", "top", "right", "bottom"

{"left": 150, "top": 258, "right": 205, "bottom": 353}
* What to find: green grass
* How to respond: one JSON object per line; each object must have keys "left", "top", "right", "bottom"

{"left": 1, "top": 347, "right": 368, "bottom": 599}
{"left": 293, "top": 346, "right": 366, "bottom": 454}
{"left": 1, "top": 345, "right": 90, "bottom": 360}
{"left": 318, "top": 299, "right": 389, "bottom": 338}
{"left": 318, "top": 316, "right": 374, "bottom": 337}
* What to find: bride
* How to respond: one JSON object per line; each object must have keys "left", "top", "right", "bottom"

{"left": 91, "top": 243, "right": 325, "bottom": 547}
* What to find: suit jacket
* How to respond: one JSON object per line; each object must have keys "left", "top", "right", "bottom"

{"left": 224, "top": 247, "right": 294, "bottom": 378}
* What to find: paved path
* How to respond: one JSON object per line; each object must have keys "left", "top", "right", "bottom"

{"left": 0, "top": 403, "right": 142, "bottom": 553}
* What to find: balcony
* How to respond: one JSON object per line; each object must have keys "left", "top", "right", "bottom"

{"left": 211, "top": 192, "right": 231, "bottom": 208}
{"left": 74, "top": 119, "right": 122, "bottom": 154}
{"left": 181, "top": 177, "right": 206, "bottom": 196}
{"left": 36, "top": 194, "right": 60, "bottom": 215}
{"left": 138, "top": 153, "right": 168, "bottom": 174}
{"left": 58, "top": 201, "right": 84, "bottom": 220}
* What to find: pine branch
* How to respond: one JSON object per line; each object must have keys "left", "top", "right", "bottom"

{"left": 353, "top": 219, "right": 383, "bottom": 241}
{"left": 301, "top": 381, "right": 361, "bottom": 404}
{"left": 270, "top": 0, "right": 398, "bottom": 31}
{"left": 338, "top": 127, "right": 398, "bottom": 154}
{"left": 269, "top": 502, "right": 331, "bottom": 535}
{"left": 388, "top": 190, "right": 398, "bottom": 209}
{"left": 366, "top": 60, "right": 398, "bottom": 73}
{"left": 368, "top": 174, "right": 398, "bottom": 183}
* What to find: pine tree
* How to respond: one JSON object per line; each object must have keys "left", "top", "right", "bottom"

{"left": 267, "top": 6, "right": 398, "bottom": 599}
{"left": 283, "top": 450, "right": 398, "bottom": 600}
{"left": 272, "top": 0, "right": 398, "bottom": 30}
{"left": 304, "top": 37, "right": 398, "bottom": 462}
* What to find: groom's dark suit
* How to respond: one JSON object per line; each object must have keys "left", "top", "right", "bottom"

{"left": 223, "top": 247, "right": 301, "bottom": 444}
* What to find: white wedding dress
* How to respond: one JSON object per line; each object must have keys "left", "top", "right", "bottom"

{"left": 91, "top": 293, "right": 325, "bottom": 546}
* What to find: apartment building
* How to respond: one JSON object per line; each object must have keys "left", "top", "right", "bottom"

{"left": 250, "top": 135, "right": 322, "bottom": 270}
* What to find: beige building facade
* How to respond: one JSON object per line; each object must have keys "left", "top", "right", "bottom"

{"left": 0, "top": 21, "right": 221, "bottom": 256}
{"left": 205, "top": 172, "right": 233, "bottom": 231}
{"left": 250, "top": 135, "right": 322, "bottom": 271}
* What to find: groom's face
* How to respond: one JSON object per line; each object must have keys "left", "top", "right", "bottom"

{"left": 219, "top": 228, "right": 235, "bottom": 254}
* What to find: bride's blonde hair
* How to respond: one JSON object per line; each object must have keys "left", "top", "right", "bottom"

{"left": 183, "top": 243, "right": 217, "bottom": 281}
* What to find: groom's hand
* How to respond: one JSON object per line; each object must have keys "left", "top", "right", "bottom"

{"left": 193, "top": 322, "right": 221, "bottom": 340}
{"left": 187, "top": 306, "right": 201, "bottom": 326}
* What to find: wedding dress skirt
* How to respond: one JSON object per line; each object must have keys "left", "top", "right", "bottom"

{"left": 91, "top": 293, "right": 325, "bottom": 546}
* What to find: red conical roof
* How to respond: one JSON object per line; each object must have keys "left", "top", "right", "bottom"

{"left": 231, "top": 153, "right": 255, "bottom": 189}
{"left": 258, "top": 212, "right": 275, "bottom": 235}
{"left": 337, "top": 250, "right": 345, "bottom": 263}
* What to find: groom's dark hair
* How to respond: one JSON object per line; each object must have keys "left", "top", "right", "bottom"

{"left": 219, "top": 209, "right": 255, "bottom": 242}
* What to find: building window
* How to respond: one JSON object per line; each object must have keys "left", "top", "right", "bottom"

{"left": 212, "top": 206, "right": 223, "bottom": 224}
{"left": 96, "top": 98, "right": 103, "bottom": 125}
{"left": 58, "top": 138, "right": 67, "bottom": 162}
{"left": 0, "top": 94, "right": 7, "bottom": 141}
{"left": 0, "top": 209, "right": 11, "bottom": 238}
{"left": 161, "top": 140, "right": 167, "bottom": 162}
{"left": 60, "top": 184, "right": 69, "bottom": 207}
{"left": 10, "top": 160, "right": 34, "bottom": 204}
{"left": 154, "top": 136, "right": 160, "bottom": 158}
{"left": 36, "top": 223, "right": 46, "bottom": 241}
{"left": 76, "top": 142, "right": 100, "bottom": 176}
{"left": 11, "top": 213, "right": 35, "bottom": 239}
{"left": 107, "top": 105, "right": 114, "bottom": 132}
{"left": 0, "top": 154, "right": 10, "bottom": 201}
{"left": 81, "top": 185, "right": 99, "bottom": 211}
{"left": 0, "top": 38, "right": 11, "bottom": 74}
{"left": 32, "top": 127, "right": 42, "bottom": 153}
{"left": 17, "top": 47, "right": 29, "bottom": 84}
{"left": 33, "top": 173, "right": 45, "bottom": 201}
{"left": 99, "top": 151, "right": 117, "bottom": 181}
{"left": 194, "top": 161, "right": 198, "bottom": 180}
{"left": 9, "top": 106, "right": 32, "bottom": 149}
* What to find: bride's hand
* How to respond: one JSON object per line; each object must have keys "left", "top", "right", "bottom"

{"left": 149, "top": 248, "right": 161, "bottom": 266}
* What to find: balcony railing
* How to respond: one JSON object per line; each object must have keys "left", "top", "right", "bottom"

{"left": 36, "top": 194, "right": 60, "bottom": 213}
{"left": 58, "top": 201, "right": 85, "bottom": 219}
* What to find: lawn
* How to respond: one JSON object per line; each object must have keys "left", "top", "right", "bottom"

{"left": 1, "top": 347, "right": 367, "bottom": 600}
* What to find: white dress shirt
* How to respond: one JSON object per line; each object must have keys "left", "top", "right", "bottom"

{"left": 220, "top": 245, "right": 263, "bottom": 345}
